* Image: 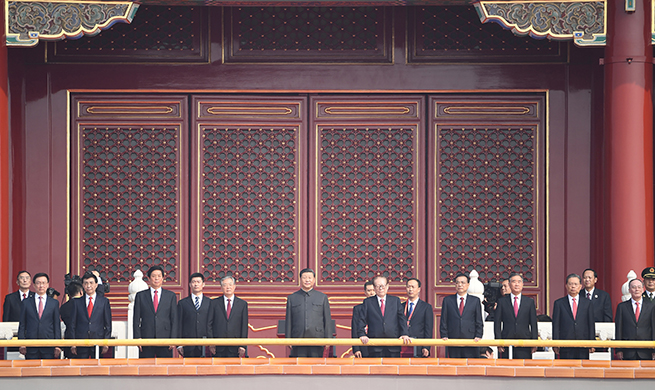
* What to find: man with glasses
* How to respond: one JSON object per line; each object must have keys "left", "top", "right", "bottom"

{"left": 356, "top": 276, "right": 411, "bottom": 357}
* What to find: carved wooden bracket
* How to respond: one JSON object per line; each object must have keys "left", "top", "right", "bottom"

{"left": 6, "top": 0, "right": 139, "bottom": 47}
{"left": 473, "top": 0, "right": 607, "bottom": 47}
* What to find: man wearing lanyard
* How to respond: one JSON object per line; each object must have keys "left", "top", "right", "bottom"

{"left": 402, "top": 278, "right": 433, "bottom": 357}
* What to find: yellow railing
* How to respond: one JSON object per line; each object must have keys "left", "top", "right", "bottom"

{"left": 1, "top": 338, "right": 654, "bottom": 348}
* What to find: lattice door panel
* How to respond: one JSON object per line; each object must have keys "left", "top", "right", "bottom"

{"left": 309, "top": 96, "right": 426, "bottom": 311}
{"left": 71, "top": 95, "right": 189, "bottom": 317}
{"left": 428, "top": 95, "right": 546, "bottom": 315}
{"left": 191, "top": 97, "right": 307, "bottom": 310}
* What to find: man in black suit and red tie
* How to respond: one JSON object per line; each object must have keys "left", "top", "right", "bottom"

{"left": 212, "top": 275, "right": 249, "bottom": 357}
{"left": 582, "top": 268, "right": 613, "bottom": 322}
{"left": 494, "top": 273, "right": 538, "bottom": 359}
{"left": 352, "top": 281, "right": 376, "bottom": 358}
{"left": 614, "top": 278, "right": 655, "bottom": 360}
{"left": 357, "top": 276, "right": 411, "bottom": 357}
{"left": 552, "top": 273, "right": 595, "bottom": 359}
{"left": 177, "top": 273, "right": 213, "bottom": 357}
{"left": 3, "top": 271, "right": 33, "bottom": 322}
{"left": 440, "top": 272, "right": 483, "bottom": 358}
{"left": 133, "top": 265, "right": 179, "bottom": 358}
{"left": 70, "top": 273, "right": 112, "bottom": 358}
{"left": 402, "top": 278, "right": 433, "bottom": 357}
{"left": 18, "top": 273, "right": 61, "bottom": 359}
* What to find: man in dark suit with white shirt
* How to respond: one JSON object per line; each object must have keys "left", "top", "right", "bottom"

{"left": 582, "top": 268, "right": 613, "bottom": 322}
{"left": 403, "top": 278, "right": 433, "bottom": 357}
{"left": 177, "top": 273, "right": 213, "bottom": 357}
{"left": 440, "top": 272, "right": 483, "bottom": 358}
{"left": 285, "top": 269, "right": 332, "bottom": 357}
{"left": 133, "top": 265, "right": 179, "bottom": 358}
{"left": 3, "top": 271, "right": 33, "bottom": 322}
{"left": 357, "top": 276, "right": 411, "bottom": 357}
{"left": 352, "top": 281, "right": 376, "bottom": 358}
{"left": 70, "top": 273, "right": 112, "bottom": 358}
{"left": 552, "top": 273, "right": 595, "bottom": 359}
{"left": 212, "top": 275, "right": 249, "bottom": 357}
{"left": 615, "top": 278, "right": 655, "bottom": 360}
{"left": 18, "top": 273, "right": 61, "bottom": 359}
{"left": 494, "top": 273, "right": 538, "bottom": 359}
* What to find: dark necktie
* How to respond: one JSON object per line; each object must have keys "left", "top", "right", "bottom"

{"left": 22, "top": 293, "right": 26, "bottom": 300}
{"left": 226, "top": 298, "right": 232, "bottom": 319}
{"left": 407, "top": 302, "right": 414, "bottom": 318}
{"left": 459, "top": 297, "right": 464, "bottom": 315}
{"left": 194, "top": 296, "right": 200, "bottom": 311}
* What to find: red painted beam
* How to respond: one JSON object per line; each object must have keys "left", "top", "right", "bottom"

{"left": 604, "top": 0, "right": 654, "bottom": 304}
{"left": 0, "top": 0, "right": 10, "bottom": 309}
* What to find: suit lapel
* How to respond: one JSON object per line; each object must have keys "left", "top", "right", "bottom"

{"left": 218, "top": 296, "right": 227, "bottom": 320}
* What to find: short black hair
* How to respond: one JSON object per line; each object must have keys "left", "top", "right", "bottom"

{"left": 364, "top": 281, "right": 374, "bottom": 290}
{"left": 189, "top": 272, "right": 204, "bottom": 283}
{"left": 146, "top": 265, "right": 164, "bottom": 278}
{"left": 16, "top": 270, "right": 30, "bottom": 280}
{"left": 299, "top": 268, "right": 315, "bottom": 278}
{"left": 455, "top": 273, "right": 469, "bottom": 283}
{"left": 406, "top": 278, "right": 421, "bottom": 288}
{"left": 67, "top": 281, "right": 83, "bottom": 297}
{"left": 82, "top": 273, "right": 98, "bottom": 283}
{"left": 33, "top": 272, "right": 49, "bottom": 283}
{"left": 582, "top": 268, "right": 597, "bottom": 278}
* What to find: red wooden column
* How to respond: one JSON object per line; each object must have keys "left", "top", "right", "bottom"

{"left": 604, "top": 0, "right": 654, "bottom": 304}
{"left": 0, "top": 0, "right": 9, "bottom": 303}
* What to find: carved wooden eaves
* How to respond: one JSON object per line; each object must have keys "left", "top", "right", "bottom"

{"left": 6, "top": 0, "right": 138, "bottom": 47}
{"left": 473, "top": 0, "right": 607, "bottom": 46}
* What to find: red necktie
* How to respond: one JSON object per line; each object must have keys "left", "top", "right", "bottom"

{"left": 459, "top": 297, "right": 464, "bottom": 315}
{"left": 226, "top": 298, "right": 232, "bottom": 319}
{"left": 635, "top": 301, "right": 640, "bottom": 322}
{"left": 88, "top": 297, "right": 94, "bottom": 317}
{"left": 153, "top": 290, "right": 159, "bottom": 312}
{"left": 22, "top": 293, "right": 27, "bottom": 300}
{"left": 514, "top": 296, "right": 519, "bottom": 317}
{"left": 38, "top": 296, "right": 43, "bottom": 319}
{"left": 572, "top": 297, "right": 577, "bottom": 320}
{"left": 380, "top": 299, "right": 385, "bottom": 316}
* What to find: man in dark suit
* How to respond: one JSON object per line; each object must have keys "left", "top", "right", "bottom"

{"left": 177, "top": 273, "right": 213, "bottom": 357}
{"left": 18, "top": 273, "right": 61, "bottom": 359}
{"left": 582, "top": 268, "right": 613, "bottom": 322}
{"left": 494, "top": 273, "right": 538, "bottom": 359}
{"left": 642, "top": 267, "right": 655, "bottom": 302}
{"left": 3, "top": 271, "right": 33, "bottom": 322}
{"left": 440, "top": 273, "right": 483, "bottom": 358}
{"left": 403, "top": 278, "right": 433, "bottom": 357}
{"left": 615, "top": 278, "right": 655, "bottom": 360}
{"left": 212, "top": 275, "right": 249, "bottom": 357}
{"left": 285, "top": 268, "right": 332, "bottom": 357}
{"left": 70, "top": 273, "right": 112, "bottom": 358}
{"left": 357, "top": 276, "right": 411, "bottom": 357}
{"left": 133, "top": 265, "right": 179, "bottom": 358}
{"left": 352, "top": 281, "right": 375, "bottom": 358}
{"left": 60, "top": 281, "right": 83, "bottom": 358}
{"left": 552, "top": 273, "right": 595, "bottom": 359}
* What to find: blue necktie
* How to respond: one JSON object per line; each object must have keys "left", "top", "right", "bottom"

{"left": 194, "top": 296, "right": 200, "bottom": 311}
{"left": 408, "top": 302, "right": 414, "bottom": 317}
